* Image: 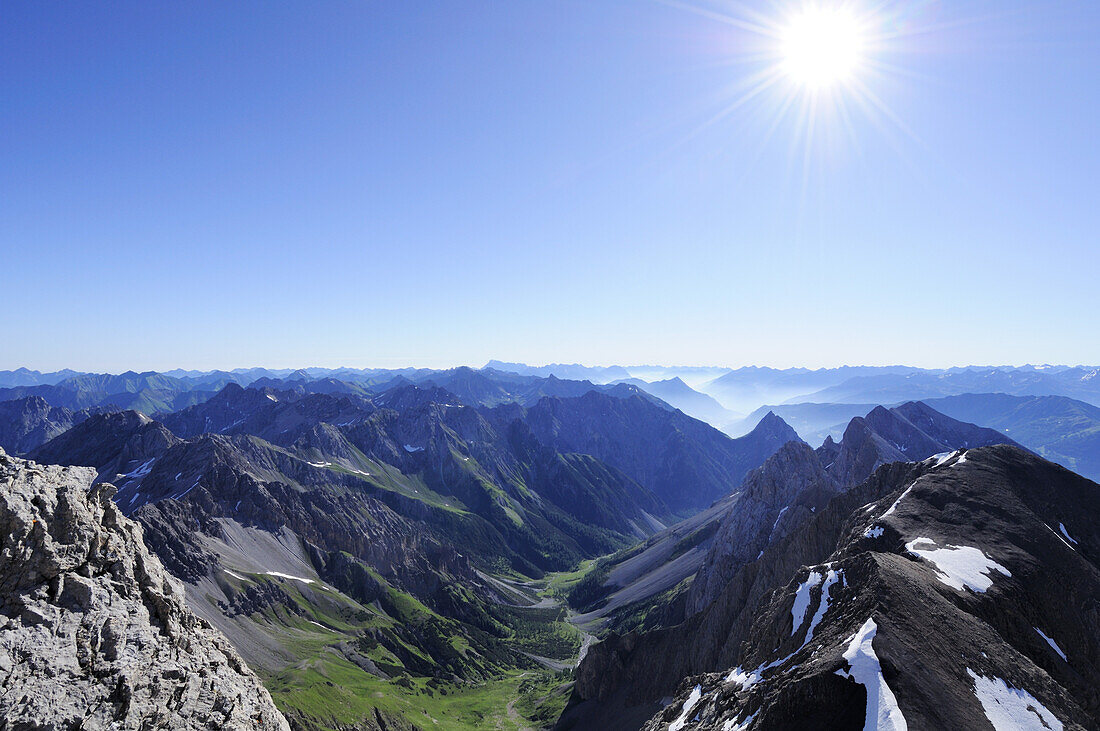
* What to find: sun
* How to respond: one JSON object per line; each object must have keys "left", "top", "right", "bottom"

{"left": 779, "top": 7, "right": 866, "bottom": 89}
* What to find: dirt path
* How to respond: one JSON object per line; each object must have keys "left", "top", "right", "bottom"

{"left": 504, "top": 673, "right": 533, "bottom": 731}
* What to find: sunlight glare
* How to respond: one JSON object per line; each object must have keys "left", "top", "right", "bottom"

{"left": 780, "top": 7, "right": 866, "bottom": 89}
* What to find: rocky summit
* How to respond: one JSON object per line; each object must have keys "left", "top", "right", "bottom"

{"left": 0, "top": 447, "right": 289, "bottom": 730}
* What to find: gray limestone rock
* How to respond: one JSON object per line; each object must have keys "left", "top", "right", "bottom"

{"left": 0, "top": 447, "right": 290, "bottom": 730}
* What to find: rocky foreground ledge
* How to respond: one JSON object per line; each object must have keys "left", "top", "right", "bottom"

{"left": 0, "top": 447, "right": 289, "bottom": 730}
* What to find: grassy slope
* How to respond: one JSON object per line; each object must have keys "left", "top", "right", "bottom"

{"left": 230, "top": 568, "right": 582, "bottom": 730}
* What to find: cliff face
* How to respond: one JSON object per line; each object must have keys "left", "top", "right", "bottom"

{"left": 686, "top": 441, "right": 839, "bottom": 615}
{"left": 0, "top": 448, "right": 289, "bottom": 730}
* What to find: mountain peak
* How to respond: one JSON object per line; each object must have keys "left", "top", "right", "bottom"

{"left": 749, "top": 410, "right": 800, "bottom": 443}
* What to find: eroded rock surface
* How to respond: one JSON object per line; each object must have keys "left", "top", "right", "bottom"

{"left": 0, "top": 448, "right": 290, "bottom": 730}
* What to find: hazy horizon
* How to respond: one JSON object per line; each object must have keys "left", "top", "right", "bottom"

{"left": 3, "top": 360, "right": 1097, "bottom": 377}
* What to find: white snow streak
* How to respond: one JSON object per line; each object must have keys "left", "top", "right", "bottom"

{"left": 882, "top": 482, "right": 916, "bottom": 517}
{"left": 722, "top": 711, "right": 757, "bottom": 731}
{"left": 835, "top": 618, "right": 907, "bottom": 731}
{"left": 928, "top": 450, "right": 959, "bottom": 467}
{"left": 864, "top": 525, "right": 884, "bottom": 539}
{"left": 1034, "top": 628, "right": 1067, "bottom": 662}
{"left": 904, "top": 537, "right": 1011, "bottom": 593}
{"left": 265, "top": 571, "right": 315, "bottom": 584}
{"left": 803, "top": 570, "right": 842, "bottom": 647}
{"left": 791, "top": 571, "right": 823, "bottom": 635}
{"left": 669, "top": 685, "right": 703, "bottom": 731}
{"left": 967, "top": 668, "right": 1062, "bottom": 731}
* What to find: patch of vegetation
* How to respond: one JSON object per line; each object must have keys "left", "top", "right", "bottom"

{"left": 605, "top": 576, "right": 693, "bottom": 635}
{"left": 666, "top": 520, "right": 718, "bottom": 562}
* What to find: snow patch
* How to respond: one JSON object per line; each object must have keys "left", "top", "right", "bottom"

{"left": 864, "top": 525, "right": 884, "bottom": 539}
{"left": 803, "top": 569, "right": 842, "bottom": 648}
{"left": 791, "top": 571, "right": 823, "bottom": 635}
{"left": 967, "top": 668, "right": 1063, "bottom": 731}
{"left": 669, "top": 685, "right": 703, "bottom": 731}
{"left": 266, "top": 571, "right": 315, "bottom": 585}
{"left": 928, "top": 450, "right": 958, "bottom": 467}
{"left": 835, "top": 618, "right": 907, "bottom": 731}
{"left": 771, "top": 506, "right": 789, "bottom": 532}
{"left": 905, "top": 537, "right": 1011, "bottom": 593}
{"left": 404, "top": 444, "right": 424, "bottom": 453}
{"left": 1034, "top": 628, "right": 1067, "bottom": 662}
{"left": 723, "top": 711, "right": 758, "bottom": 731}
{"left": 223, "top": 569, "right": 250, "bottom": 582}
{"left": 882, "top": 482, "right": 916, "bottom": 517}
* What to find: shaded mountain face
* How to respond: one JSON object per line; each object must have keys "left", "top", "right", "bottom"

{"left": 0, "top": 449, "right": 289, "bottom": 730}
{"left": 685, "top": 441, "right": 840, "bottom": 616}
{"left": 517, "top": 393, "right": 800, "bottom": 513}
{"left": 642, "top": 446, "right": 1100, "bottom": 731}
{"left": 36, "top": 380, "right": 773, "bottom": 581}
{"left": 926, "top": 392, "right": 1100, "bottom": 481}
{"left": 558, "top": 401, "right": 1024, "bottom": 729}
{"left": 0, "top": 395, "right": 82, "bottom": 454}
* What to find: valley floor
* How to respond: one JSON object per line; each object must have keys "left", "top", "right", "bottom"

{"left": 255, "top": 564, "right": 607, "bottom": 731}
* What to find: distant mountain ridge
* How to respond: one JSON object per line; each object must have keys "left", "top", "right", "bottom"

{"left": 926, "top": 392, "right": 1100, "bottom": 481}
{"left": 5, "top": 364, "right": 1100, "bottom": 430}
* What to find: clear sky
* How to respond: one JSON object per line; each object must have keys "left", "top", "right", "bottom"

{"left": 2, "top": 1, "right": 1097, "bottom": 372}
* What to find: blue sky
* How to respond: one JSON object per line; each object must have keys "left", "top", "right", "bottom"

{"left": 2, "top": 1, "right": 1097, "bottom": 372}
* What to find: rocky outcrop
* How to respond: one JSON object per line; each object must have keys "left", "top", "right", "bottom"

{"left": 0, "top": 448, "right": 289, "bottom": 730}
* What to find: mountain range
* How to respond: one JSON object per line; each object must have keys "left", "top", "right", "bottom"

{"left": 7, "top": 374, "right": 798, "bottom": 729}
{"left": 2, "top": 362, "right": 1098, "bottom": 729}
